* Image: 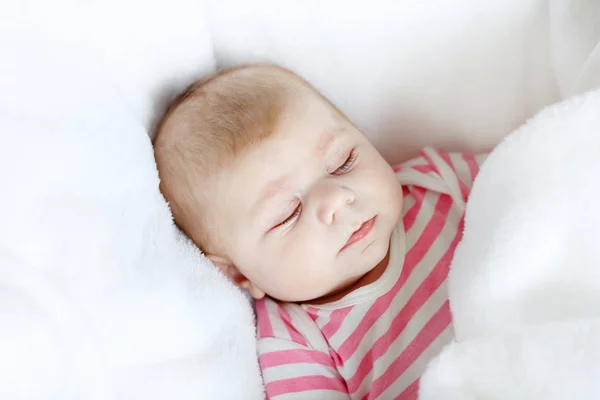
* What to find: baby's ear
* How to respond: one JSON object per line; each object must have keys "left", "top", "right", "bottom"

{"left": 206, "top": 254, "right": 265, "bottom": 300}
{"left": 206, "top": 254, "right": 243, "bottom": 284}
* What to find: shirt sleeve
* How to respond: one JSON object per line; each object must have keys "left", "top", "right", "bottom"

{"left": 256, "top": 299, "right": 349, "bottom": 400}
{"left": 422, "top": 148, "right": 487, "bottom": 202}
{"left": 394, "top": 148, "right": 487, "bottom": 206}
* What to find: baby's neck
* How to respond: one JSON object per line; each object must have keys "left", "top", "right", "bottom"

{"left": 308, "top": 246, "right": 391, "bottom": 305}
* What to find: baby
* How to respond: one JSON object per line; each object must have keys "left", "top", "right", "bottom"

{"left": 153, "top": 65, "right": 486, "bottom": 399}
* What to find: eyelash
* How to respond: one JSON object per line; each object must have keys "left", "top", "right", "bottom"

{"left": 277, "top": 203, "right": 302, "bottom": 228}
{"left": 273, "top": 149, "right": 356, "bottom": 230}
{"left": 332, "top": 149, "right": 357, "bottom": 175}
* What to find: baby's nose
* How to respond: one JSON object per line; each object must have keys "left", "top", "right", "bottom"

{"left": 315, "top": 183, "right": 355, "bottom": 225}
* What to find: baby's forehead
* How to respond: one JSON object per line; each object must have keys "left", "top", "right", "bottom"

{"left": 226, "top": 98, "right": 349, "bottom": 172}
{"left": 217, "top": 124, "right": 346, "bottom": 196}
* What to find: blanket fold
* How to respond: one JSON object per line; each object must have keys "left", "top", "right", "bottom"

{"left": 420, "top": 88, "right": 600, "bottom": 399}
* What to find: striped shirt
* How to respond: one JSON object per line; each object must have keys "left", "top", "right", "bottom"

{"left": 256, "top": 148, "right": 487, "bottom": 399}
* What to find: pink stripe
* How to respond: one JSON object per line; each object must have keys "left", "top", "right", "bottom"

{"left": 266, "top": 375, "right": 348, "bottom": 397}
{"left": 335, "top": 282, "right": 399, "bottom": 362}
{"left": 330, "top": 349, "right": 345, "bottom": 369}
{"left": 412, "top": 164, "right": 437, "bottom": 174}
{"left": 438, "top": 152, "right": 469, "bottom": 202}
{"left": 321, "top": 306, "right": 353, "bottom": 338}
{"left": 305, "top": 306, "right": 321, "bottom": 322}
{"left": 421, "top": 150, "right": 440, "bottom": 178}
{"left": 346, "top": 237, "right": 455, "bottom": 394}
{"left": 395, "top": 379, "right": 419, "bottom": 400}
{"left": 337, "top": 194, "right": 453, "bottom": 361}
{"left": 399, "top": 193, "right": 453, "bottom": 282}
{"left": 256, "top": 299, "right": 274, "bottom": 338}
{"left": 463, "top": 153, "right": 479, "bottom": 185}
{"left": 278, "top": 306, "right": 308, "bottom": 346}
{"left": 438, "top": 152, "right": 452, "bottom": 167}
{"left": 402, "top": 186, "right": 425, "bottom": 232}
{"left": 391, "top": 161, "right": 432, "bottom": 173}
{"left": 366, "top": 301, "right": 452, "bottom": 399}
{"left": 305, "top": 306, "right": 319, "bottom": 314}
{"left": 259, "top": 349, "right": 336, "bottom": 369}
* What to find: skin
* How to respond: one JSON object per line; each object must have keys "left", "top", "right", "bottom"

{"left": 205, "top": 90, "right": 404, "bottom": 303}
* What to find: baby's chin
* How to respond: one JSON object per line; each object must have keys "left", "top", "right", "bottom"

{"left": 348, "top": 231, "right": 393, "bottom": 283}
{"left": 267, "top": 232, "right": 394, "bottom": 304}
{"left": 307, "top": 251, "right": 392, "bottom": 304}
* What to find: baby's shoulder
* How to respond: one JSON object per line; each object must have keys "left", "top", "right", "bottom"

{"left": 394, "top": 147, "right": 487, "bottom": 204}
{"left": 255, "top": 298, "right": 329, "bottom": 352}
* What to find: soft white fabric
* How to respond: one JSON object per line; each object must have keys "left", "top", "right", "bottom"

{"left": 208, "top": 0, "right": 599, "bottom": 163}
{"left": 1, "top": 2, "right": 263, "bottom": 399}
{"left": 0, "top": 120, "right": 262, "bottom": 400}
{"left": 1, "top": 0, "right": 599, "bottom": 399}
{"left": 548, "top": 0, "right": 600, "bottom": 97}
{"left": 420, "top": 88, "right": 600, "bottom": 399}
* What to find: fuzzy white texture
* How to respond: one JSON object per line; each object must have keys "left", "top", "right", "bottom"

{"left": 0, "top": 1, "right": 263, "bottom": 399}
{"left": 420, "top": 88, "right": 600, "bottom": 399}
{"left": 1, "top": 0, "right": 599, "bottom": 399}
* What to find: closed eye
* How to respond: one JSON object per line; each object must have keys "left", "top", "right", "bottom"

{"left": 332, "top": 149, "right": 357, "bottom": 175}
{"left": 275, "top": 203, "right": 302, "bottom": 228}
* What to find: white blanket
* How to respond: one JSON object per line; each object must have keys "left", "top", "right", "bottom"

{"left": 2, "top": 0, "right": 599, "bottom": 399}
{"left": 0, "top": 119, "right": 264, "bottom": 400}
{"left": 420, "top": 88, "right": 600, "bottom": 399}
{"left": 1, "top": 2, "right": 265, "bottom": 399}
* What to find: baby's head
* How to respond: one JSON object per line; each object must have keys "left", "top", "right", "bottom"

{"left": 154, "top": 65, "right": 403, "bottom": 302}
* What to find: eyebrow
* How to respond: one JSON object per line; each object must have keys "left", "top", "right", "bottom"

{"left": 317, "top": 131, "right": 338, "bottom": 159}
{"left": 252, "top": 175, "right": 289, "bottom": 217}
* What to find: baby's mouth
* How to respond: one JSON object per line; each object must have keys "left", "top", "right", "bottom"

{"left": 340, "top": 216, "right": 376, "bottom": 252}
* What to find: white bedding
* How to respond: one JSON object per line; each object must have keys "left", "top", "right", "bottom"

{"left": 421, "top": 87, "right": 600, "bottom": 399}
{"left": 1, "top": 0, "right": 599, "bottom": 398}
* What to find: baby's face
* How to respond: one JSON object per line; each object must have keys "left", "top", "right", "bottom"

{"left": 207, "top": 93, "right": 403, "bottom": 302}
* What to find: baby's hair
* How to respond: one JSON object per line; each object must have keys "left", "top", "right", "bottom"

{"left": 153, "top": 64, "right": 313, "bottom": 253}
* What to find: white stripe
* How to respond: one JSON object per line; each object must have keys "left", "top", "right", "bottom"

{"left": 398, "top": 156, "right": 431, "bottom": 169}
{"left": 475, "top": 154, "right": 487, "bottom": 167}
{"left": 310, "top": 308, "right": 327, "bottom": 326}
{"left": 449, "top": 152, "right": 472, "bottom": 187}
{"left": 396, "top": 168, "right": 450, "bottom": 195}
{"left": 352, "top": 282, "right": 450, "bottom": 396}
{"left": 404, "top": 189, "right": 440, "bottom": 249}
{"left": 266, "top": 299, "right": 292, "bottom": 341}
{"left": 263, "top": 362, "right": 340, "bottom": 382}
{"left": 284, "top": 303, "right": 330, "bottom": 352}
{"left": 379, "top": 325, "right": 454, "bottom": 399}
{"left": 276, "top": 389, "right": 349, "bottom": 400}
{"left": 423, "top": 148, "right": 465, "bottom": 208}
{"left": 259, "top": 337, "right": 311, "bottom": 354}
{"left": 402, "top": 189, "right": 416, "bottom": 213}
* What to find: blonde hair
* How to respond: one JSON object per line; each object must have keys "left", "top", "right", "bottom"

{"left": 153, "top": 65, "right": 311, "bottom": 253}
